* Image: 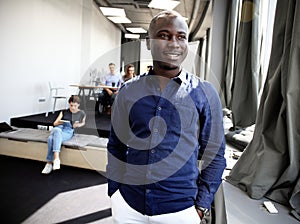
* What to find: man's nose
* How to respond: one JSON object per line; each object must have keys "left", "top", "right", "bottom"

{"left": 167, "top": 36, "right": 180, "bottom": 48}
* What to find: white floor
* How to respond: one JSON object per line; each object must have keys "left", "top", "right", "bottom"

{"left": 23, "top": 184, "right": 113, "bottom": 224}
{"left": 223, "top": 181, "right": 299, "bottom": 224}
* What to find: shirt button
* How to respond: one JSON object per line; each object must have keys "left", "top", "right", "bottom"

{"left": 157, "top": 107, "right": 161, "bottom": 111}
{"left": 146, "top": 189, "right": 151, "bottom": 194}
{"left": 151, "top": 149, "right": 155, "bottom": 153}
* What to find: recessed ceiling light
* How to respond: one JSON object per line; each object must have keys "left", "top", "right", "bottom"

{"left": 126, "top": 27, "right": 147, "bottom": 33}
{"left": 99, "top": 7, "right": 126, "bottom": 17}
{"left": 148, "top": 0, "right": 180, "bottom": 10}
{"left": 107, "top": 17, "right": 132, "bottom": 24}
{"left": 125, "top": 33, "right": 140, "bottom": 39}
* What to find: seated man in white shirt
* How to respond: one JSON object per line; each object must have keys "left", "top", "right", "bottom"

{"left": 97, "top": 63, "right": 122, "bottom": 115}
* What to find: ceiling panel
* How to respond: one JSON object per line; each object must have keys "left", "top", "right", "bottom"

{"left": 94, "top": 0, "right": 213, "bottom": 41}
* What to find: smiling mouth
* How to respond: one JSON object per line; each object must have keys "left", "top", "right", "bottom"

{"left": 164, "top": 52, "right": 181, "bottom": 60}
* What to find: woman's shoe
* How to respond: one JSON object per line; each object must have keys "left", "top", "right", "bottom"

{"left": 53, "top": 159, "right": 60, "bottom": 170}
{"left": 41, "top": 163, "right": 53, "bottom": 174}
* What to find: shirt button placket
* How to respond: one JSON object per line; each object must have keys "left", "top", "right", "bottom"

{"left": 146, "top": 104, "right": 161, "bottom": 204}
{"left": 145, "top": 189, "right": 152, "bottom": 214}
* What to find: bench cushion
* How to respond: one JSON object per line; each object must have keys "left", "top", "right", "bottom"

{"left": 0, "top": 128, "right": 108, "bottom": 148}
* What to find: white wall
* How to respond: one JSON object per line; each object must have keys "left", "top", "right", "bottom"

{"left": 86, "top": 12, "right": 123, "bottom": 83}
{"left": 139, "top": 39, "right": 153, "bottom": 74}
{"left": 0, "top": 0, "right": 121, "bottom": 124}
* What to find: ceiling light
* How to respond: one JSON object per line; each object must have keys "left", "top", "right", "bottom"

{"left": 107, "top": 17, "right": 132, "bottom": 24}
{"left": 125, "top": 34, "right": 140, "bottom": 39}
{"left": 126, "top": 27, "right": 147, "bottom": 33}
{"left": 99, "top": 7, "right": 126, "bottom": 17}
{"left": 148, "top": 0, "right": 180, "bottom": 10}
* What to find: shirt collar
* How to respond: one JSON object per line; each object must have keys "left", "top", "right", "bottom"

{"left": 172, "top": 69, "right": 189, "bottom": 86}
{"left": 146, "top": 67, "right": 189, "bottom": 86}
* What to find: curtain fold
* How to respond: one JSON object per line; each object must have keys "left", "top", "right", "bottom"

{"left": 224, "top": 0, "right": 242, "bottom": 107}
{"left": 224, "top": 0, "right": 276, "bottom": 127}
{"left": 227, "top": 0, "right": 300, "bottom": 220}
{"left": 230, "top": 0, "right": 258, "bottom": 127}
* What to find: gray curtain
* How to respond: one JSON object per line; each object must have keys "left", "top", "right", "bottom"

{"left": 230, "top": 0, "right": 259, "bottom": 127}
{"left": 224, "top": 0, "right": 242, "bottom": 109}
{"left": 227, "top": 0, "right": 300, "bottom": 220}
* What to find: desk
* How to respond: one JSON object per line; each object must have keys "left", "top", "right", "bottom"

{"left": 70, "top": 84, "right": 119, "bottom": 90}
{"left": 70, "top": 84, "right": 101, "bottom": 110}
{"left": 99, "top": 85, "right": 119, "bottom": 91}
{"left": 70, "top": 84, "right": 119, "bottom": 110}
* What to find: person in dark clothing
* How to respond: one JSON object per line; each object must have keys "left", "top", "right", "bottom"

{"left": 107, "top": 10, "right": 226, "bottom": 223}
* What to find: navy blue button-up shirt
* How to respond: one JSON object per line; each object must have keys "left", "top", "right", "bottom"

{"left": 107, "top": 69, "right": 226, "bottom": 216}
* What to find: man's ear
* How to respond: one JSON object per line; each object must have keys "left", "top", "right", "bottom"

{"left": 146, "top": 36, "right": 151, "bottom": 50}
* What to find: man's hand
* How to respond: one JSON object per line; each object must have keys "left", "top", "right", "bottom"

{"left": 196, "top": 208, "right": 204, "bottom": 220}
{"left": 105, "top": 88, "right": 113, "bottom": 96}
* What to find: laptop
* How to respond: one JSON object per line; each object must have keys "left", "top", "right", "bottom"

{"left": 0, "top": 122, "right": 16, "bottom": 133}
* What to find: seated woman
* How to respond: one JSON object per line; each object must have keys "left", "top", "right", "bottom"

{"left": 122, "top": 64, "right": 135, "bottom": 83}
{"left": 41, "top": 95, "right": 86, "bottom": 174}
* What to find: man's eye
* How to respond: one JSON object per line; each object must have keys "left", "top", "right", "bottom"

{"left": 178, "top": 35, "right": 186, "bottom": 40}
{"left": 159, "top": 34, "right": 168, "bottom": 39}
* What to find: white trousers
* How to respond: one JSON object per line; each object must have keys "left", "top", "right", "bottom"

{"left": 110, "top": 190, "right": 201, "bottom": 224}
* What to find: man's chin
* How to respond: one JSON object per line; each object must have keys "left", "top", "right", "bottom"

{"left": 159, "top": 61, "right": 180, "bottom": 70}
{"left": 162, "top": 65, "right": 178, "bottom": 70}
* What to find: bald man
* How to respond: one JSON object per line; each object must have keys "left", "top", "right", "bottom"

{"left": 107, "top": 10, "right": 226, "bottom": 224}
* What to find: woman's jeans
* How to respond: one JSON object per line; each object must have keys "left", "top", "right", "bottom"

{"left": 46, "top": 124, "right": 74, "bottom": 162}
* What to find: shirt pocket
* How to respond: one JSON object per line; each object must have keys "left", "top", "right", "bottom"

{"left": 172, "top": 102, "right": 197, "bottom": 129}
